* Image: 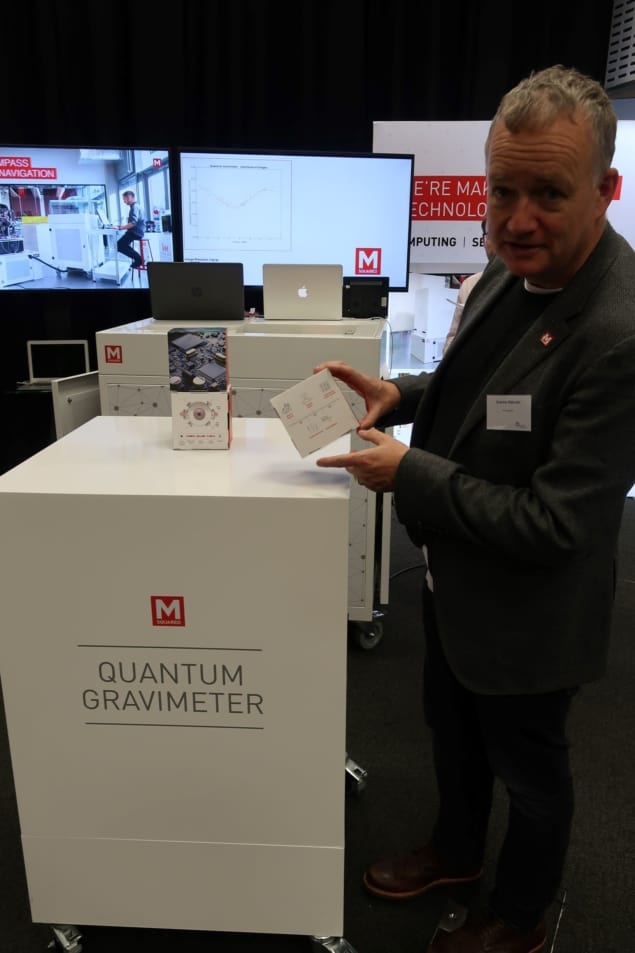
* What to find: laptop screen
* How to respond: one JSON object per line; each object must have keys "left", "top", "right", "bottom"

{"left": 148, "top": 262, "right": 245, "bottom": 322}
{"left": 26, "top": 340, "right": 90, "bottom": 385}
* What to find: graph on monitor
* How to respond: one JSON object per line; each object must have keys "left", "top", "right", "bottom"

{"left": 180, "top": 153, "right": 291, "bottom": 253}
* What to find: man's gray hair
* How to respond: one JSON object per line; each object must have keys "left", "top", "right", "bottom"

{"left": 486, "top": 65, "right": 617, "bottom": 176}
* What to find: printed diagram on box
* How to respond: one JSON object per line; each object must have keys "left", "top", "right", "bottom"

{"left": 269, "top": 368, "right": 359, "bottom": 458}
{"left": 276, "top": 392, "right": 348, "bottom": 451}
{"left": 168, "top": 329, "right": 228, "bottom": 392}
{"left": 179, "top": 399, "right": 223, "bottom": 429}
{"left": 171, "top": 388, "right": 230, "bottom": 448}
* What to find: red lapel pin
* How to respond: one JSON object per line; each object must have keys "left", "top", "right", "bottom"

{"left": 540, "top": 331, "right": 554, "bottom": 347}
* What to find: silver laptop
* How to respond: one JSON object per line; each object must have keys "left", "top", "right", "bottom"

{"left": 26, "top": 340, "right": 90, "bottom": 385}
{"left": 263, "top": 264, "right": 344, "bottom": 321}
{"left": 148, "top": 262, "right": 245, "bottom": 322}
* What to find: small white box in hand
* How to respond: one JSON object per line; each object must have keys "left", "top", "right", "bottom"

{"left": 270, "top": 368, "right": 359, "bottom": 457}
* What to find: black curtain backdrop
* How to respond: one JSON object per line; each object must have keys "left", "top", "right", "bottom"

{"left": 6, "top": 0, "right": 614, "bottom": 158}
{"left": 0, "top": 0, "right": 616, "bottom": 399}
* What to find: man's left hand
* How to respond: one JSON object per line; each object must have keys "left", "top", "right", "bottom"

{"left": 316, "top": 428, "right": 408, "bottom": 492}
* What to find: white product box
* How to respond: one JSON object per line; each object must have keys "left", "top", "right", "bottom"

{"left": 270, "top": 368, "right": 359, "bottom": 457}
{"left": 171, "top": 388, "right": 232, "bottom": 449}
{"left": 168, "top": 326, "right": 231, "bottom": 449}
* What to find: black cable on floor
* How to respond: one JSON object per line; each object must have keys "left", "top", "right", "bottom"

{"left": 389, "top": 563, "right": 425, "bottom": 580}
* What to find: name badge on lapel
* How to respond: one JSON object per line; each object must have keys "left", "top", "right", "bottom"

{"left": 486, "top": 395, "right": 531, "bottom": 431}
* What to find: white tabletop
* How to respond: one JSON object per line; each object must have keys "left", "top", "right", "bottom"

{"left": 0, "top": 416, "right": 351, "bottom": 501}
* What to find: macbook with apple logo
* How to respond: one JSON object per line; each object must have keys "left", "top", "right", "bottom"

{"left": 262, "top": 263, "right": 344, "bottom": 320}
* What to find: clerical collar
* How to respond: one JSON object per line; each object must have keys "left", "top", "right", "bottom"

{"left": 523, "top": 278, "right": 563, "bottom": 295}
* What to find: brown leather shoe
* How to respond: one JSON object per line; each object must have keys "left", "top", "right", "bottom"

{"left": 363, "top": 843, "right": 483, "bottom": 899}
{"left": 426, "top": 909, "right": 547, "bottom": 952}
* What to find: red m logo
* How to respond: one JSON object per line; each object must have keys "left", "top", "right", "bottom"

{"left": 151, "top": 596, "right": 186, "bottom": 626}
{"left": 355, "top": 247, "right": 381, "bottom": 275}
{"left": 104, "top": 345, "right": 123, "bottom": 364}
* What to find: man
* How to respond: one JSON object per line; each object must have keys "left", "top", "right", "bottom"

{"left": 315, "top": 65, "right": 635, "bottom": 953}
{"left": 116, "top": 188, "right": 145, "bottom": 270}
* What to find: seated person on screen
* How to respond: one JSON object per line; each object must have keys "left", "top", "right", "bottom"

{"left": 115, "top": 189, "right": 145, "bottom": 270}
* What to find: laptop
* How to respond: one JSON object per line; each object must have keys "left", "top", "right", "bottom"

{"left": 147, "top": 262, "right": 245, "bottom": 322}
{"left": 26, "top": 339, "right": 90, "bottom": 385}
{"left": 96, "top": 209, "right": 113, "bottom": 228}
{"left": 262, "top": 264, "right": 344, "bottom": 321}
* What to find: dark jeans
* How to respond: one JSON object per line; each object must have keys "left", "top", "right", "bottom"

{"left": 117, "top": 230, "right": 143, "bottom": 267}
{"left": 422, "top": 587, "right": 576, "bottom": 930}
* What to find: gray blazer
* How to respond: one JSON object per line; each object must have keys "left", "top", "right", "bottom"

{"left": 386, "top": 223, "right": 635, "bottom": 695}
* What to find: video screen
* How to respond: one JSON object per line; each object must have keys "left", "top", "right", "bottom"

{"left": 176, "top": 149, "right": 414, "bottom": 292}
{"left": 0, "top": 146, "right": 174, "bottom": 291}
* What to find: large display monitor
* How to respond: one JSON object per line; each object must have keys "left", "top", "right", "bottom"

{"left": 0, "top": 145, "right": 174, "bottom": 292}
{"left": 176, "top": 149, "right": 414, "bottom": 293}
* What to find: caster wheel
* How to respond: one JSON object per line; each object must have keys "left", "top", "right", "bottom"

{"left": 49, "top": 925, "right": 83, "bottom": 952}
{"left": 345, "top": 754, "right": 368, "bottom": 795}
{"left": 349, "top": 619, "right": 384, "bottom": 650}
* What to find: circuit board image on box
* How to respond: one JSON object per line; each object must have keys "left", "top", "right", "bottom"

{"left": 168, "top": 328, "right": 228, "bottom": 392}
